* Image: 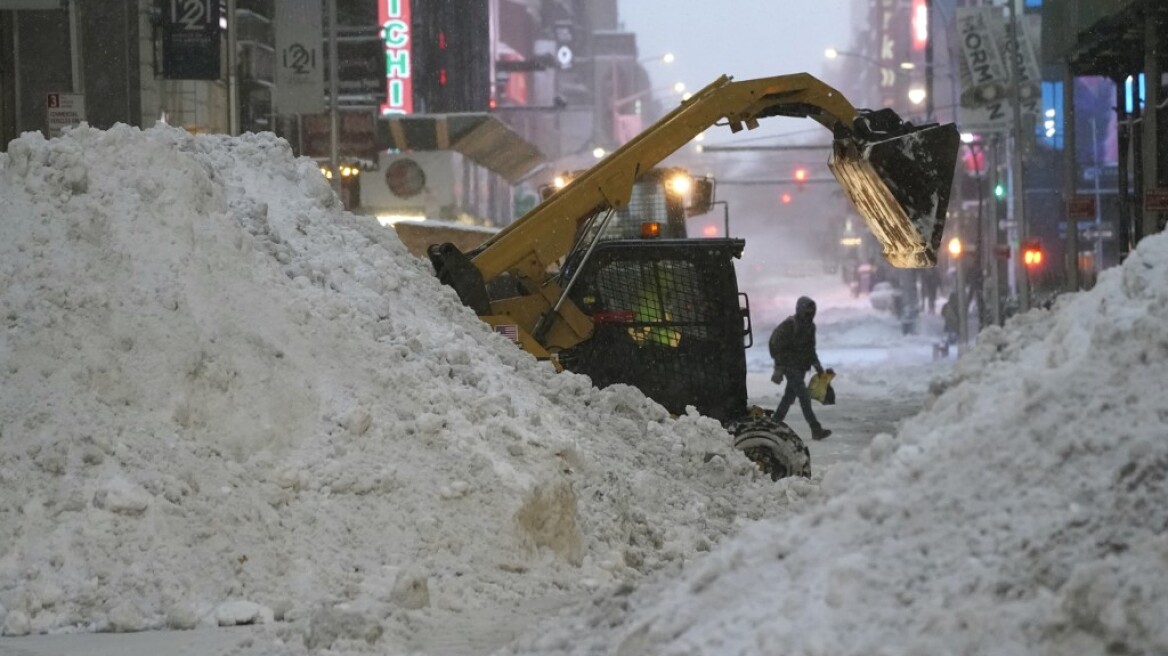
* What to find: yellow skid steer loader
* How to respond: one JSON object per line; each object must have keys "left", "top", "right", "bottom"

{"left": 429, "top": 73, "right": 960, "bottom": 478}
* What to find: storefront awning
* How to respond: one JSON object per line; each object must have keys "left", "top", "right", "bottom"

{"left": 378, "top": 113, "right": 545, "bottom": 184}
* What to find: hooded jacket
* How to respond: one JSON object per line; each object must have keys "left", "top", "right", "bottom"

{"left": 768, "top": 296, "right": 821, "bottom": 373}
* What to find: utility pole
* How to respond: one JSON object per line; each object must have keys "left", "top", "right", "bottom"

{"left": 11, "top": 12, "right": 21, "bottom": 133}
{"left": 700, "top": 144, "right": 831, "bottom": 153}
{"left": 987, "top": 135, "right": 1003, "bottom": 326}
{"left": 68, "top": 0, "right": 83, "bottom": 95}
{"left": 227, "top": 0, "right": 239, "bottom": 135}
{"left": 1090, "top": 117, "right": 1104, "bottom": 269}
{"left": 1006, "top": 0, "right": 1030, "bottom": 312}
{"left": 925, "top": 0, "right": 934, "bottom": 123}
{"left": 1142, "top": 17, "right": 1162, "bottom": 238}
{"left": 1062, "top": 66, "right": 1079, "bottom": 291}
{"left": 328, "top": 0, "right": 341, "bottom": 194}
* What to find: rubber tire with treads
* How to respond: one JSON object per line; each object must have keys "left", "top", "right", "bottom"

{"left": 728, "top": 415, "right": 811, "bottom": 480}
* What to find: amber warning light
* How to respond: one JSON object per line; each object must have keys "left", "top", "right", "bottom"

{"left": 1023, "top": 240, "right": 1043, "bottom": 267}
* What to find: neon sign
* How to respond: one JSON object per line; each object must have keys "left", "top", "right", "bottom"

{"left": 912, "top": 0, "right": 928, "bottom": 51}
{"left": 380, "top": 0, "right": 413, "bottom": 114}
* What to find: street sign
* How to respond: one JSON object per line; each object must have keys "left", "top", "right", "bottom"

{"left": 1066, "top": 195, "right": 1096, "bottom": 219}
{"left": 1058, "top": 220, "right": 1114, "bottom": 239}
{"left": 46, "top": 92, "right": 85, "bottom": 136}
{"left": 1145, "top": 189, "right": 1168, "bottom": 212}
{"left": 556, "top": 45, "right": 573, "bottom": 69}
{"left": 1083, "top": 227, "right": 1114, "bottom": 240}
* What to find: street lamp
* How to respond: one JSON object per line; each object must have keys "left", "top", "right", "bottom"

{"left": 824, "top": 47, "right": 912, "bottom": 73}
{"left": 825, "top": 47, "right": 917, "bottom": 110}
{"left": 639, "top": 52, "right": 675, "bottom": 65}
{"left": 907, "top": 87, "right": 928, "bottom": 105}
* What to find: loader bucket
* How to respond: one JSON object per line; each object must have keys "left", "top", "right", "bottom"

{"left": 829, "top": 119, "right": 960, "bottom": 268}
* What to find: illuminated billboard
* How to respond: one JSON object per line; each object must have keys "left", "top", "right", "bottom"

{"left": 380, "top": 0, "right": 413, "bottom": 114}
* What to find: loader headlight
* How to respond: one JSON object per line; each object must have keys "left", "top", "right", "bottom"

{"left": 553, "top": 175, "right": 567, "bottom": 190}
{"left": 666, "top": 174, "right": 692, "bottom": 196}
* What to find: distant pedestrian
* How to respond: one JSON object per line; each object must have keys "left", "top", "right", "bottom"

{"left": 941, "top": 291, "right": 959, "bottom": 344}
{"left": 920, "top": 267, "right": 940, "bottom": 314}
{"left": 856, "top": 260, "right": 875, "bottom": 294}
{"left": 768, "top": 296, "right": 832, "bottom": 440}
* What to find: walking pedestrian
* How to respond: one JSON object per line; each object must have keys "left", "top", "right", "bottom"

{"left": 768, "top": 296, "right": 832, "bottom": 440}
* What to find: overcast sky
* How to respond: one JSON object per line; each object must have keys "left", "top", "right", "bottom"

{"left": 617, "top": 0, "right": 855, "bottom": 106}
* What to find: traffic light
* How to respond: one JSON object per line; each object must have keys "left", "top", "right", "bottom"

{"left": 794, "top": 167, "right": 808, "bottom": 191}
{"left": 780, "top": 192, "right": 793, "bottom": 205}
{"left": 1022, "top": 239, "right": 1043, "bottom": 268}
{"left": 992, "top": 179, "right": 1007, "bottom": 220}
{"left": 413, "top": 1, "right": 492, "bottom": 112}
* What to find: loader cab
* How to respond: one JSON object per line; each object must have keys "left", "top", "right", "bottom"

{"left": 557, "top": 238, "right": 751, "bottom": 422}
{"left": 543, "top": 168, "right": 716, "bottom": 242}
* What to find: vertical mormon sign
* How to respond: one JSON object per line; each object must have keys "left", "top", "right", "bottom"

{"left": 380, "top": 0, "right": 413, "bottom": 114}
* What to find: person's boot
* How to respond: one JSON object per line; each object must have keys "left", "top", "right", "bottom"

{"left": 811, "top": 426, "right": 832, "bottom": 440}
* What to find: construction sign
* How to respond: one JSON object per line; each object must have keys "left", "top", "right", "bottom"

{"left": 46, "top": 92, "right": 85, "bottom": 137}
{"left": 1145, "top": 189, "right": 1168, "bottom": 213}
{"left": 1066, "top": 195, "right": 1096, "bottom": 220}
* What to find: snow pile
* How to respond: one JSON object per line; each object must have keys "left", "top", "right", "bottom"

{"left": 0, "top": 125, "right": 809, "bottom": 642}
{"left": 502, "top": 233, "right": 1168, "bottom": 654}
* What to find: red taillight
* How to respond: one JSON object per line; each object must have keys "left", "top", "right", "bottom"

{"left": 1022, "top": 239, "right": 1043, "bottom": 268}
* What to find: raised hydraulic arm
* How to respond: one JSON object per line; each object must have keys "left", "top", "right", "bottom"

{"left": 470, "top": 74, "right": 863, "bottom": 283}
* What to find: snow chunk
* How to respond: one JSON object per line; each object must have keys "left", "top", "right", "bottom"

{"left": 215, "top": 600, "right": 274, "bottom": 626}
{"left": 92, "top": 476, "right": 152, "bottom": 514}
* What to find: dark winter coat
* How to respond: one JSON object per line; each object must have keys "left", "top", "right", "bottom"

{"left": 769, "top": 297, "right": 821, "bottom": 374}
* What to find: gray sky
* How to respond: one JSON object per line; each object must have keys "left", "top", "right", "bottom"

{"left": 616, "top": 0, "right": 860, "bottom": 263}
{"left": 618, "top": 0, "right": 855, "bottom": 109}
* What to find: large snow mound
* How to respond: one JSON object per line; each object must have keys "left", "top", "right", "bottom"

{"left": 0, "top": 125, "right": 808, "bottom": 639}
{"left": 503, "top": 232, "right": 1168, "bottom": 654}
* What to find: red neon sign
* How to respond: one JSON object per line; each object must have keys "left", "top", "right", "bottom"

{"left": 912, "top": 0, "right": 928, "bottom": 51}
{"left": 379, "top": 0, "right": 413, "bottom": 114}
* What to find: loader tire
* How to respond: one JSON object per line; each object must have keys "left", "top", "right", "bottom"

{"left": 729, "top": 415, "right": 811, "bottom": 480}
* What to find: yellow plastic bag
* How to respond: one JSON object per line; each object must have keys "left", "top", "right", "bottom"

{"left": 808, "top": 370, "right": 836, "bottom": 404}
